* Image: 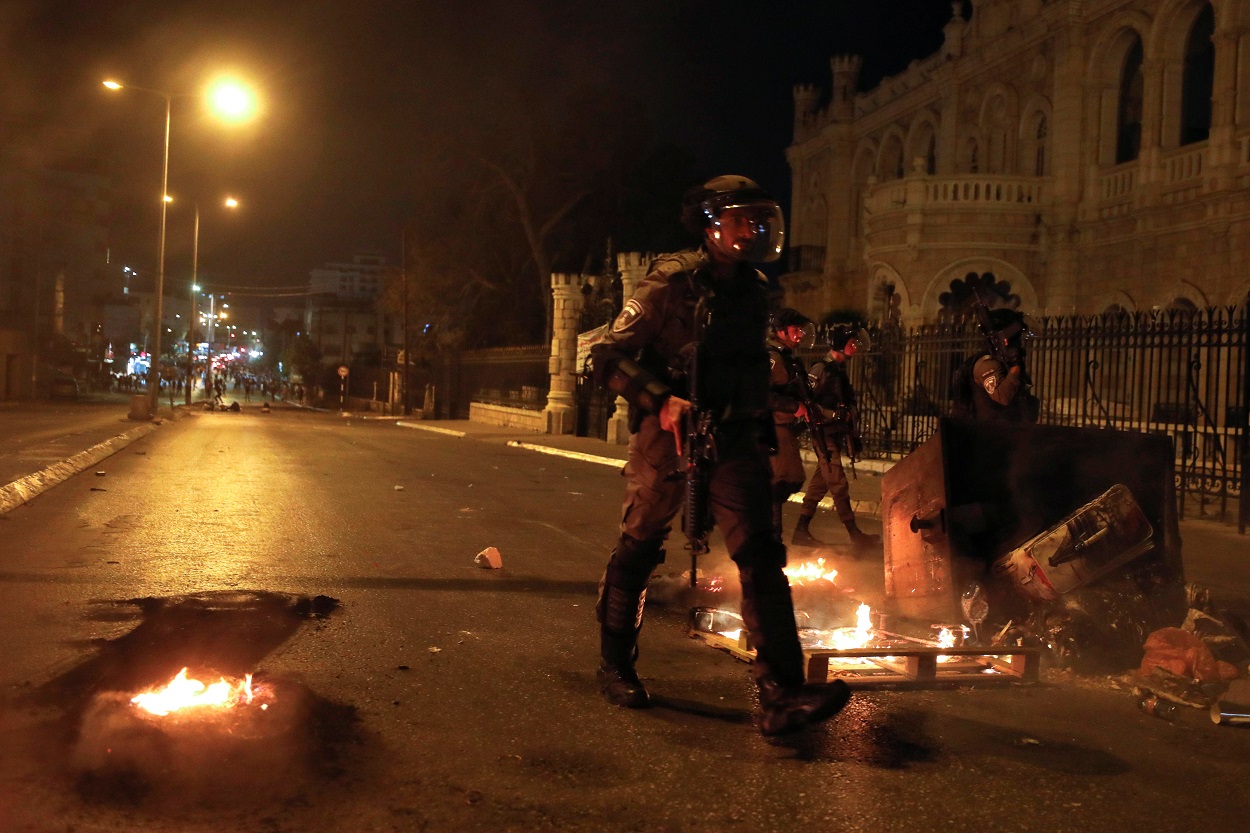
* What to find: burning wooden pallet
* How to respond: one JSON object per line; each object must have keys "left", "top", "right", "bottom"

{"left": 691, "top": 629, "right": 1040, "bottom": 689}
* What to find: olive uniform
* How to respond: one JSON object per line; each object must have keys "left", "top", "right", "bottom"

{"left": 970, "top": 354, "right": 1035, "bottom": 421}
{"left": 792, "top": 355, "right": 878, "bottom": 549}
{"left": 767, "top": 336, "right": 808, "bottom": 537}
{"left": 590, "top": 248, "right": 849, "bottom": 734}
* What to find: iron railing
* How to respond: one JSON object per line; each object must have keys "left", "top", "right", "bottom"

{"left": 802, "top": 306, "right": 1248, "bottom": 527}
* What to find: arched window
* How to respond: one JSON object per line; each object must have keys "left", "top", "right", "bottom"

{"left": 925, "top": 133, "right": 937, "bottom": 174}
{"left": 1180, "top": 3, "right": 1214, "bottom": 146}
{"left": 1117, "top": 38, "right": 1144, "bottom": 163}
{"left": 1034, "top": 116, "right": 1048, "bottom": 175}
{"left": 960, "top": 137, "right": 980, "bottom": 173}
{"left": 938, "top": 272, "right": 1022, "bottom": 320}
{"left": 880, "top": 135, "right": 905, "bottom": 180}
{"left": 985, "top": 96, "right": 1010, "bottom": 173}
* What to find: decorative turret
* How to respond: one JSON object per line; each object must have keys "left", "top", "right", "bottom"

{"left": 943, "top": 0, "right": 968, "bottom": 59}
{"left": 830, "top": 55, "right": 862, "bottom": 122}
{"left": 793, "top": 83, "right": 821, "bottom": 137}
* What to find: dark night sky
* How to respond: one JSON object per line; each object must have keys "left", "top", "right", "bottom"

{"left": 0, "top": 1, "right": 956, "bottom": 289}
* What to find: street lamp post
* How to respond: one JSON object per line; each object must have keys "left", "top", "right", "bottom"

{"left": 186, "top": 208, "right": 200, "bottom": 407}
{"left": 102, "top": 77, "right": 257, "bottom": 416}
{"left": 402, "top": 227, "right": 411, "bottom": 416}
{"left": 185, "top": 197, "right": 238, "bottom": 406}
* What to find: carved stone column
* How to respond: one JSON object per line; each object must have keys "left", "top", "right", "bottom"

{"left": 606, "top": 252, "right": 649, "bottom": 445}
{"left": 544, "top": 272, "right": 585, "bottom": 435}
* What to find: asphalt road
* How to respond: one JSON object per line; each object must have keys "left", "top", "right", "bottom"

{"left": 0, "top": 406, "right": 1247, "bottom": 832}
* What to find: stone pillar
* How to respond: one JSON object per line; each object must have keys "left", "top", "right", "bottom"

{"left": 544, "top": 272, "right": 585, "bottom": 435}
{"left": 606, "top": 252, "right": 649, "bottom": 445}
{"left": 1208, "top": 29, "right": 1240, "bottom": 180}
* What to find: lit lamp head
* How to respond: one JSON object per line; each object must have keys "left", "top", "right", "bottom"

{"left": 206, "top": 78, "right": 258, "bottom": 122}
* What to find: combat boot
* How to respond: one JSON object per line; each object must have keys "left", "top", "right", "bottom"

{"left": 790, "top": 513, "right": 825, "bottom": 548}
{"left": 597, "top": 664, "right": 649, "bottom": 708}
{"left": 757, "top": 675, "right": 852, "bottom": 736}
{"left": 844, "top": 519, "right": 881, "bottom": 553}
{"left": 596, "top": 546, "right": 657, "bottom": 710}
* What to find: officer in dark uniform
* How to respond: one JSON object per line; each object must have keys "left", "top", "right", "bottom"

{"left": 767, "top": 308, "right": 815, "bottom": 540}
{"left": 590, "top": 176, "right": 852, "bottom": 736}
{"left": 955, "top": 308, "right": 1039, "bottom": 422}
{"left": 792, "top": 326, "right": 881, "bottom": 552}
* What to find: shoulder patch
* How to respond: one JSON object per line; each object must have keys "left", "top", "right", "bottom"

{"left": 612, "top": 298, "right": 644, "bottom": 333}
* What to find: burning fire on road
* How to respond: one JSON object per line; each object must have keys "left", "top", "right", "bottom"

{"left": 129, "top": 667, "right": 270, "bottom": 717}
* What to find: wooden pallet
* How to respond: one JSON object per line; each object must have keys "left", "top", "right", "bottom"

{"left": 690, "top": 630, "right": 1040, "bottom": 689}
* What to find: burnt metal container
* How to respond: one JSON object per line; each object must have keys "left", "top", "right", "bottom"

{"left": 882, "top": 418, "right": 1185, "bottom": 625}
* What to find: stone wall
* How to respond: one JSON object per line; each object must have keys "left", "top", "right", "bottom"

{"left": 469, "top": 402, "right": 545, "bottom": 432}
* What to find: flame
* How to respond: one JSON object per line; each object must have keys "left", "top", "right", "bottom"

{"left": 825, "top": 603, "right": 874, "bottom": 650}
{"left": 936, "top": 628, "right": 956, "bottom": 649}
{"left": 784, "top": 558, "right": 838, "bottom": 585}
{"left": 131, "top": 668, "right": 256, "bottom": 716}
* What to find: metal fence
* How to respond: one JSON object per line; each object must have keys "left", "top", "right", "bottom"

{"left": 440, "top": 345, "right": 549, "bottom": 419}
{"left": 802, "top": 306, "right": 1249, "bottom": 526}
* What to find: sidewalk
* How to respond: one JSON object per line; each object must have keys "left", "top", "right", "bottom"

{"left": 0, "top": 393, "right": 186, "bottom": 515}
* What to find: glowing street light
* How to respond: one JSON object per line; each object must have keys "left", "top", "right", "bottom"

{"left": 102, "top": 76, "right": 258, "bottom": 416}
{"left": 192, "top": 196, "right": 240, "bottom": 404}
{"left": 206, "top": 77, "right": 259, "bottom": 122}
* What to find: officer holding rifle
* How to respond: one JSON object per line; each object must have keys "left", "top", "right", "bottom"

{"left": 766, "top": 308, "right": 816, "bottom": 541}
{"left": 790, "top": 325, "right": 882, "bottom": 554}
{"left": 589, "top": 176, "right": 851, "bottom": 735}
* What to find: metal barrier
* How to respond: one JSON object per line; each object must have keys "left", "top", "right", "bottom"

{"left": 803, "top": 306, "right": 1248, "bottom": 528}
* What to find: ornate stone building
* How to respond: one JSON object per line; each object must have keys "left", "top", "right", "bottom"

{"left": 784, "top": 0, "right": 1250, "bottom": 323}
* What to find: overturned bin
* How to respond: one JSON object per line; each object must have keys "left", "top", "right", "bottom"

{"left": 882, "top": 418, "right": 1186, "bottom": 671}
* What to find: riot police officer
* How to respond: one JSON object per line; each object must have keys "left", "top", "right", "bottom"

{"left": 792, "top": 325, "right": 881, "bottom": 552}
{"left": 767, "top": 308, "right": 815, "bottom": 540}
{"left": 953, "top": 308, "right": 1039, "bottom": 422}
{"left": 589, "top": 176, "right": 852, "bottom": 736}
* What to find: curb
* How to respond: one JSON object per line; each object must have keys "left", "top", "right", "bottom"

{"left": 0, "top": 422, "right": 160, "bottom": 515}
{"left": 502, "top": 440, "right": 883, "bottom": 519}
{"left": 398, "top": 421, "right": 467, "bottom": 437}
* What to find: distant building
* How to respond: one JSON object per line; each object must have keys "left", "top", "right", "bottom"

{"left": 305, "top": 253, "right": 396, "bottom": 365}
{"left": 308, "top": 253, "right": 387, "bottom": 300}
{"left": 0, "top": 159, "right": 110, "bottom": 398}
{"left": 784, "top": 0, "right": 1250, "bottom": 323}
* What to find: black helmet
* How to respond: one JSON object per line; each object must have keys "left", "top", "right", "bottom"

{"left": 988, "top": 308, "right": 1028, "bottom": 343}
{"left": 681, "top": 175, "right": 785, "bottom": 264}
{"left": 828, "top": 324, "right": 871, "bottom": 352}
{"left": 771, "top": 307, "right": 812, "bottom": 330}
{"left": 986, "top": 308, "right": 1029, "bottom": 363}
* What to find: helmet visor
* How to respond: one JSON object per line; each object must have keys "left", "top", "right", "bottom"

{"left": 708, "top": 202, "right": 785, "bottom": 263}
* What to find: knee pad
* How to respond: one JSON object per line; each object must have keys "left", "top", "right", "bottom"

{"left": 605, "top": 535, "right": 665, "bottom": 590}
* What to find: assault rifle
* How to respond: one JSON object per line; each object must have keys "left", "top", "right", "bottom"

{"left": 971, "top": 289, "right": 1032, "bottom": 387}
{"left": 970, "top": 288, "right": 1040, "bottom": 420}
{"left": 682, "top": 298, "right": 716, "bottom": 589}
